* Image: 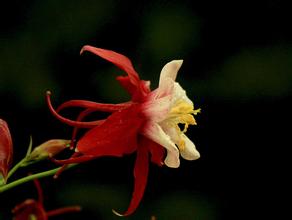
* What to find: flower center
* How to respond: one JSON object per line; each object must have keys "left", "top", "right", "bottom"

{"left": 166, "top": 100, "right": 200, "bottom": 150}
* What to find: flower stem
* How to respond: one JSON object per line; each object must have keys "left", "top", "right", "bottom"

{"left": 6, "top": 136, "right": 33, "bottom": 181}
{"left": 6, "top": 158, "right": 27, "bottom": 181}
{"left": 0, "top": 164, "right": 76, "bottom": 193}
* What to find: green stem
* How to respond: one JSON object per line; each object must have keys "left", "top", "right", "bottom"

{"left": 6, "top": 136, "right": 33, "bottom": 182}
{"left": 0, "top": 164, "right": 76, "bottom": 193}
{"left": 6, "top": 158, "right": 28, "bottom": 181}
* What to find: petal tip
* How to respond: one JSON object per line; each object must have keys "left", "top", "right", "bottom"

{"left": 46, "top": 90, "right": 52, "bottom": 96}
{"left": 175, "top": 59, "right": 183, "bottom": 64}
{"left": 191, "top": 152, "right": 201, "bottom": 161}
{"left": 181, "top": 148, "right": 201, "bottom": 161}
{"left": 112, "top": 209, "right": 125, "bottom": 217}
{"left": 80, "top": 45, "right": 93, "bottom": 55}
{"left": 170, "top": 59, "right": 183, "bottom": 67}
{"left": 195, "top": 150, "right": 201, "bottom": 159}
{"left": 164, "top": 158, "right": 180, "bottom": 168}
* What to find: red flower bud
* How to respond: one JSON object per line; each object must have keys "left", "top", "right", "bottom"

{"left": 26, "top": 139, "right": 70, "bottom": 163}
{"left": 0, "top": 119, "right": 13, "bottom": 182}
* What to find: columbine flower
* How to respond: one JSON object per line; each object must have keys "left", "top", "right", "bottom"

{"left": 0, "top": 118, "right": 13, "bottom": 183}
{"left": 46, "top": 45, "right": 200, "bottom": 215}
{"left": 12, "top": 179, "right": 81, "bottom": 220}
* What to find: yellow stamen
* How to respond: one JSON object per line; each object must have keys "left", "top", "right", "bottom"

{"left": 166, "top": 99, "right": 200, "bottom": 151}
{"left": 168, "top": 100, "right": 200, "bottom": 132}
{"left": 178, "top": 136, "right": 186, "bottom": 151}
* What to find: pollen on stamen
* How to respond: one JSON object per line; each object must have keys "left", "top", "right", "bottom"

{"left": 178, "top": 138, "right": 186, "bottom": 151}
{"left": 182, "top": 124, "right": 189, "bottom": 133}
{"left": 193, "top": 108, "right": 201, "bottom": 115}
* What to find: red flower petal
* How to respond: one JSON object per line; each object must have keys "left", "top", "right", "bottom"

{"left": 52, "top": 99, "right": 132, "bottom": 148}
{"left": 46, "top": 91, "right": 104, "bottom": 128}
{"left": 116, "top": 76, "right": 139, "bottom": 98}
{"left": 0, "top": 119, "right": 13, "bottom": 181}
{"left": 56, "top": 99, "right": 131, "bottom": 113}
{"left": 70, "top": 108, "right": 103, "bottom": 149}
{"left": 114, "top": 136, "right": 149, "bottom": 216}
{"left": 116, "top": 76, "right": 151, "bottom": 101}
{"left": 80, "top": 46, "right": 151, "bottom": 101}
{"left": 80, "top": 46, "right": 140, "bottom": 86}
{"left": 147, "top": 139, "right": 165, "bottom": 167}
{"left": 77, "top": 104, "right": 144, "bottom": 157}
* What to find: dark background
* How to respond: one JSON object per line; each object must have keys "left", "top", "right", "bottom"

{"left": 0, "top": 0, "right": 290, "bottom": 219}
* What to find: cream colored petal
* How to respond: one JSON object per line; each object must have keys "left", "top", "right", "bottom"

{"left": 157, "top": 77, "right": 175, "bottom": 99}
{"left": 159, "top": 60, "right": 183, "bottom": 84}
{"left": 160, "top": 123, "right": 180, "bottom": 145}
{"left": 171, "top": 82, "right": 193, "bottom": 105}
{"left": 158, "top": 60, "right": 183, "bottom": 95}
{"left": 141, "top": 122, "right": 180, "bottom": 168}
{"left": 142, "top": 95, "right": 172, "bottom": 122}
{"left": 180, "top": 134, "right": 200, "bottom": 160}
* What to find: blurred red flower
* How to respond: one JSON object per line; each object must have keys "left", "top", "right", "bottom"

{"left": 0, "top": 118, "right": 13, "bottom": 183}
{"left": 12, "top": 179, "right": 81, "bottom": 220}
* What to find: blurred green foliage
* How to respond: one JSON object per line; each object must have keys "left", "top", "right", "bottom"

{"left": 58, "top": 182, "right": 217, "bottom": 220}
{"left": 1, "top": 0, "right": 290, "bottom": 109}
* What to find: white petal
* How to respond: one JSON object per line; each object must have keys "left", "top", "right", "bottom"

{"left": 180, "top": 134, "right": 200, "bottom": 160}
{"left": 142, "top": 95, "right": 172, "bottom": 122}
{"left": 172, "top": 82, "right": 193, "bottom": 106}
{"left": 160, "top": 123, "right": 180, "bottom": 145}
{"left": 156, "top": 77, "right": 175, "bottom": 98}
{"left": 141, "top": 122, "right": 180, "bottom": 168}
{"left": 159, "top": 60, "right": 183, "bottom": 92}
